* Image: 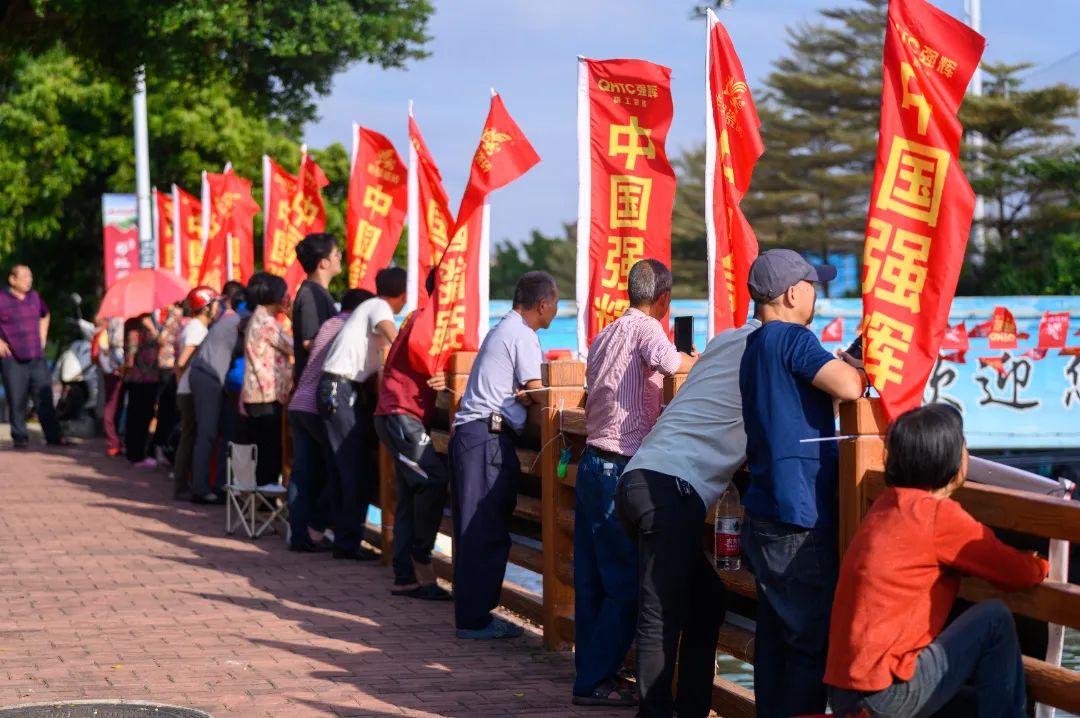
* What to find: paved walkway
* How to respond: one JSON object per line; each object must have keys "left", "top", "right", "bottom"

{"left": 0, "top": 432, "right": 625, "bottom": 717}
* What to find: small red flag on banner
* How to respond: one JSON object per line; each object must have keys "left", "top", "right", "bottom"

{"left": 1038, "top": 311, "right": 1070, "bottom": 348}
{"left": 346, "top": 126, "right": 407, "bottom": 292}
{"left": 1061, "top": 347, "right": 1080, "bottom": 356}
{"left": 821, "top": 317, "right": 844, "bottom": 343}
{"left": 978, "top": 354, "right": 1008, "bottom": 377}
{"left": 941, "top": 322, "right": 969, "bottom": 351}
{"left": 408, "top": 115, "right": 455, "bottom": 309}
{"left": 705, "top": 10, "right": 764, "bottom": 337}
{"left": 408, "top": 92, "right": 540, "bottom": 376}
{"left": 860, "top": 0, "right": 985, "bottom": 420}
{"left": 969, "top": 319, "right": 993, "bottom": 338}
{"left": 1021, "top": 347, "right": 1048, "bottom": 361}
{"left": 173, "top": 185, "right": 203, "bottom": 287}
{"left": 940, "top": 350, "right": 967, "bottom": 364}
{"left": 154, "top": 189, "right": 178, "bottom": 275}
{"left": 988, "top": 306, "right": 1018, "bottom": 349}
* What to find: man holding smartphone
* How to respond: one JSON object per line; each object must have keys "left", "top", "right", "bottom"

{"left": 449, "top": 272, "right": 559, "bottom": 640}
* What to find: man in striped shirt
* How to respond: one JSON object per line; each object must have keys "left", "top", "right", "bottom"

{"left": 573, "top": 259, "right": 695, "bottom": 708}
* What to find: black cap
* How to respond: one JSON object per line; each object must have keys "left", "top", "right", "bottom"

{"left": 747, "top": 249, "right": 837, "bottom": 302}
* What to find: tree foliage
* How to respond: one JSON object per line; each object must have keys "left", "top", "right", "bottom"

{"left": 490, "top": 226, "right": 576, "bottom": 300}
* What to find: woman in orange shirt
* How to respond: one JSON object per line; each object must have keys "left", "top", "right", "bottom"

{"left": 826, "top": 404, "right": 1048, "bottom": 718}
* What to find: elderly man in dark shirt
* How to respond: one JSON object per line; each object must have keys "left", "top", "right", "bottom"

{"left": 0, "top": 264, "right": 65, "bottom": 448}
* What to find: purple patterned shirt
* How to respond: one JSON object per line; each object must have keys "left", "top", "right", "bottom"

{"left": 0, "top": 289, "right": 49, "bottom": 360}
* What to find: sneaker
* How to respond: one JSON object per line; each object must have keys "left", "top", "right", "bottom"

{"left": 456, "top": 618, "right": 524, "bottom": 640}
{"left": 135, "top": 457, "right": 157, "bottom": 469}
{"left": 190, "top": 492, "right": 224, "bottom": 505}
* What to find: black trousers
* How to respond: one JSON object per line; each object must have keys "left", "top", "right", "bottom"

{"left": 124, "top": 381, "right": 160, "bottom": 462}
{"left": 151, "top": 374, "right": 178, "bottom": 450}
{"left": 242, "top": 401, "right": 282, "bottom": 486}
{"left": 615, "top": 468, "right": 726, "bottom": 718}
{"left": 173, "top": 393, "right": 196, "bottom": 494}
{"left": 374, "top": 413, "right": 449, "bottom": 585}
{"left": 449, "top": 418, "right": 520, "bottom": 630}
{"left": 0, "top": 357, "right": 61, "bottom": 443}
{"left": 317, "top": 376, "right": 377, "bottom": 553}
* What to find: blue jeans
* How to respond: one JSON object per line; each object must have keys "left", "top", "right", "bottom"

{"left": 573, "top": 447, "right": 638, "bottom": 696}
{"left": 1, "top": 357, "right": 62, "bottom": 443}
{"left": 742, "top": 513, "right": 838, "bottom": 718}
{"left": 287, "top": 410, "right": 333, "bottom": 547}
{"left": 829, "top": 599, "right": 1026, "bottom": 718}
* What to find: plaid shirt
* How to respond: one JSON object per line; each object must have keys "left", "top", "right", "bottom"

{"left": 0, "top": 288, "right": 48, "bottom": 360}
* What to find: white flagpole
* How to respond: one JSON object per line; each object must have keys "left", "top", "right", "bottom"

{"left": 151, "top": 186, "right": 160, "bottom": 269}
{"left": 477, "top": 89, "right": 498, "bottom": 342}
{"left": 223, "top": 162, "right": 234, "bottom": 282}
{"left": 406, "top": 101, "right": 420, "bottom": 312}
{"left": 704, "top": 9, "right": 719, "bottom": 342}
{"left": 200, "top": 171, "right": 210, "bottom": 250}
{"left": 171, "top": 184, "right": 182, "bottom": 277}
{"left": 575, "top": 57, "right": 591, "bottom": 359}
{"left": 262, "top": 155, "right": 271, "bottom": 270}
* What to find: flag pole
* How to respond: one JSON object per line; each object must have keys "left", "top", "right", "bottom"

{"left": 704, "top": 9, "right": 719, "bottom": 341}
{"left": 133, "top": 67, "right": 155, "bottom": 269}
{"left": 965, "top": 0, "right": 986, "bottom": 262}
{"left": 477, "top": 88, "right": 499, "bottom": 342}
{"left": 574, "top": 57, "right": 591, "bottom": 359}
{"left": 171, "top": 184, "right": 182, "bottom": 277}
{"left": 406, "top": 101, "right": 420, "bottom": 313}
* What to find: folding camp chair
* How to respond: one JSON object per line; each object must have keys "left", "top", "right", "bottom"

{"left": 225, "top": 442, "right": 288, "bottom": 538}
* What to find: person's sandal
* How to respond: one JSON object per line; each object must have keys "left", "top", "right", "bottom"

{"left": 571, "top": 679, "right": 638, "bottom": 707}
{"left": 410, "top": 584, "right": 451, "bottom": 601}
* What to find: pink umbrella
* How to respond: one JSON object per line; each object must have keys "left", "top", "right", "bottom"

{"left": 96, "top": 268, "right": 192, "bottom": 319}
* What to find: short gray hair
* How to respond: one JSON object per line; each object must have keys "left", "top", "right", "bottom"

{"left": 627, "top": 259, "right": 672, "bottom": 306}
{"left": 513, "top": 271, "right": 558, "bottom": 309}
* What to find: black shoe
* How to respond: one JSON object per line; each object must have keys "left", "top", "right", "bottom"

{"left": 191, "top": 491, "right": 225, "bottom": 505}
{"left": 12, "top": 439, "right": 28, "bottom": 450}
{"left": 173, "top": 488, "right": 192, "bottom": 501}
{"left": 46, "top": 437, "right": 76, "bottom": 447}
{"left": 332, "top": 547, "right": 379, "bottom": 561}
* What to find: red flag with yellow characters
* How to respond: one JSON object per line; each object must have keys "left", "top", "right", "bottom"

{"left": 346, "top": 126, "right": 407, "bottom": 292}
{"left": 154, "top": 188, "right": 178, "bottom": 275}
{"left": 173, "top": 185, "right": 203, "bottom": 287}
{"left": 706, "top": 11, "right": 764, "bottom": 338}
{"left": 262, "top": 157, "right": 300, "bottom": 277}
{"left": 575, "top": 58, "right": 676, "bottom": 353}
{"left": 199, "top": 168, "right": 260, "bottom": 290}
{"left": 282, "top": 152, "right": 330, "bottom": 294}
{"left": 407, "top": 115, "right": 454, "bottom": 309}
{"left": 408, "top": 92, "right": 540, "bottom": 375}
{"left": 861, "top": 0, "right": 985, "bottom": 420}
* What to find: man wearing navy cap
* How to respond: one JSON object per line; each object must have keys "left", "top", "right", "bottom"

{"left": 738, "top": 249, "right": 866, "bottom": 718}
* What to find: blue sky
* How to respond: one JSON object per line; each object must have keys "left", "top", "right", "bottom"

{"left": 305, "top": 0, "right": 1080, "bottom": 250}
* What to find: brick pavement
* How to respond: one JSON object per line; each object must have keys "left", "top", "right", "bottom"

{"left": 0, "top": 432, "right": 629, "bottom": 717}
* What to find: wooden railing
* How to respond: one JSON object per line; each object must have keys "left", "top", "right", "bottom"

{"left": 372, "top": 355, "right": 1080, "bottom": 716}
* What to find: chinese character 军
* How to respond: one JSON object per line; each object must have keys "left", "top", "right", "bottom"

{"left": 593, "top": 294, "right": 629, "bottom": 331}
{"left": 600, "top": 235, "right": 644, "bottom": 291}
{"left": 436, "top": 256, "right": 467, "bottom": 305}
{"left": 610, "top": 176, "right": 653, "bottom": 230}
{"left": 875, "top": 137, "right": 950, "bottom": 227}
{"left": 430, "top": 304, "right": 468, "bottom": 356}
{"left": 608, "top": 116, "right": 656, "bottom": 171}
{"left": 864, "top": 311, "right": 914, "bottom": 389}
{"left": 863, "top": 218, "right": 931, "bottom": 313}
{"left": 363, "top": 184, "right": 393, "bottom": 218}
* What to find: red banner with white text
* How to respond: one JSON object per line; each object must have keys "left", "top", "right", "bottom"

{"left": 173, "top": 185, "right": 203, "bottom": 287}
{"left": 347, "top": 126, "right": 407, "bottom": 291}
{"left": 576, "top": 57, "right": 676, "bottom": 351}
{"left": 408, "top": 117, "right": 454, "bottom": 309}
{"left": 861, "top": 0, "right": 985, "bottom": 420}
{"left": 706, "top": 12, "right": 764, "bottom": 337}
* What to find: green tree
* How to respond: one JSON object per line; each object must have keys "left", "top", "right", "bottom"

{"left": 669, "top": 147, "right": 708, "bottom": 297}
{"left": 490, "top": 225, "right": 576, "bottom": 299}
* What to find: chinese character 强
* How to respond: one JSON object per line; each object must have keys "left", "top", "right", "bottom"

{"left": 600, "top": 235, "right": 643, "bottom": 291}
{"left": 864, "top": 218, "right": 931, "bottom": 313}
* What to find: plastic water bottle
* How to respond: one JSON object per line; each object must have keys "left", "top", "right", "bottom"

{"left": 714, "top": 484, "right": 742, "bottom": 571}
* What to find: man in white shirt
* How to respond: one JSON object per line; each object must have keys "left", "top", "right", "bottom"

{"left": 173, "top": 286, "right": 220, "bottom": 502}
{"left": 318, "top": 267, "right": 406, "bottom": 560}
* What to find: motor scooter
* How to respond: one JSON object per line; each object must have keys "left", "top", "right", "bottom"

{"left": 53, "top": 293, "right": 100, "bottom": 433}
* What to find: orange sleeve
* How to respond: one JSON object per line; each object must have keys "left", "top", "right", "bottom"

{"left": 934, "top": 498, "right": 1049, "bottom": 591}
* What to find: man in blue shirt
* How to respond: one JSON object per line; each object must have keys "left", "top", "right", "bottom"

{"left": 738, "top": 249, "right": 866, "bottom": 718}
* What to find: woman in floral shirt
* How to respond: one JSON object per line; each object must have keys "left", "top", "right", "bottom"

{"left": 242, "top": 273, "right": 293, "bottom": 486}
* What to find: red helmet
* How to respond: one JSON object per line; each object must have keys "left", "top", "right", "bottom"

{"left": 185, "top": 286, "right": 219, "bottom": 313}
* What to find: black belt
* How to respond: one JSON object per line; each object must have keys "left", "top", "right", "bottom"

{"left": 590, "top": 446, "right": 631, "bottom": 464}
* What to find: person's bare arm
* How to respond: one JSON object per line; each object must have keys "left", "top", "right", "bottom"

{"left": 175, "top": 345, "right": 197, "bottom": 377}
{"left": 515, "top": 378, "right": 544, "bottom": 405}
{"left": 375, "top": 319, "right": 398, "bottom": 344}
{"left": 0, "top": 337, "right": 11, "bottom": 358}
{"left": 676, "top": 351, "right": 697, "bottom": 373}
{"left": 39, "top": 314, "right": 49, "bottom": 349}
{"left": 811, "top": 354, "right": 866, "bottom": 402}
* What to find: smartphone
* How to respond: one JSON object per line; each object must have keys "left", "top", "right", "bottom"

{"left": 845, "top": 334, "right": 864, "bottom": 361}
{"left": 674, "top": 316, "right": 694, "bottom": 354}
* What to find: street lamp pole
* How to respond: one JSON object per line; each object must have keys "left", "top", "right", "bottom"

{"left": 965, "top": 0, "right": 986, "bottom": 261}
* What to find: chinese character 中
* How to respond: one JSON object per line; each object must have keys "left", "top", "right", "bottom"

{"left": 900, "top": 62, "right": 933, "bottom": 136}
{"left": 363, "top": 184, "right": 393, "bottom": 218}
{"left": 875, "top": 137, "right": 950, "bottom": 228}
{"left": 608, "top": 116, "right": 656, "bottom": 171}
{"left": 924, "top": 357, "right": 963, "bottom": 412}
{"left": 975, "top": 352, "right": 1041, "bottom": 411}
{"left": 610, "top": 176, "right": 652, "bottom": 230}
{"left": 864, "top": 311, "right": 914, "bottom": 389}
{"left": 593, "top": 294, "right": 629, "bottom": 332}
{"left": 600, "top": 235, "right": 644, "bottom": 291}
{"left": 863, "top": 218, "right": 931, "bottom": 313}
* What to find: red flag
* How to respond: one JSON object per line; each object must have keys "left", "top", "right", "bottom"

{"left": 1061, "top": 347, "right": 1080, "bottom": 356}
{"left": 941, "top": 321, "right": 969, "bottom": 351}
{"left": 408, "top": 93, "right": 540, "bottom": 375}
{"left": 199, "top": 168, "right": 260, "bottom": 291}
{"left": 706, "top": 11, "right": 764, "bottom": 337}
{"left": 860, "top": 0, "right": 985, "bottom": 420}
{"left": 262, "top": 157, "right": 299, "bottom": 276}
{"left": 988, "top": 306, "right": 1018, "bottom": 349}
{"left": 978, "top": 354, "right": 1008, "bottom": 378}
{"left": 283, "top": 153, "right": 330, "bottom": 294}
{"left": 174, "top": 185, "right": 203, "bottom": 287}
{"left": 821, "top": 317, "right": 844, "bottom": 343}
{"left": 969, "top": 319, "right": 992, "bottom": 338}
{"left": 1038, "top": 311, "right": 1070, "bottom": 348}
{"left": 408, "top": 116, "right": 454, "bottom": 308}
{"left": 346, "top": 126, "right": 407, "bottom": 292}
{"left": 940, "top": 350, "right": 966, "bottom": 364}
{"left": 154, "top": 189, "right": 178, "bottom": 275}
{"left": 576, "top": 57, "right": 677, "bottom": 351}
{"left": 1021, "top": 347, "right": 1048, "bottom": 361}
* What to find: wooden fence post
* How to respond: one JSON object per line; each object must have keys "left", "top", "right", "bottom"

{"left": 837, "top": 397, "right": 888, "bottom": 557}
{"left": 540, "top": 360, "right": 586, "bottom": 650}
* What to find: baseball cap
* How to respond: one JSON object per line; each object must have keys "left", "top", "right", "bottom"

{"left": 747, "top": 249, "right": 837, "bottom": 302}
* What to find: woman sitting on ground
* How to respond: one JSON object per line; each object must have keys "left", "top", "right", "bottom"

{"left": 825, "top": 403, "right": 1048, "bottom": 718}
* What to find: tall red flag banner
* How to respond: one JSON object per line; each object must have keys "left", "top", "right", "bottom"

{"left": 705, "top": 11, "right": 765, "bottom": 338}
{"left": 1038, "top": 311, "right": 1069, "bottom": 348}
{"left": 575, "top": 57, "right": 676, "bottom": 353}
{"left": 173, "top": 185, "right": 203, "bottom": 287}
{"left": 860, "top": 0, "right": 985, "bottom": 420}
{"left": 407, "top": 113, "right": 454, "bottom": 310}
{"left": 282, "top": 152, "right": 330, "bottom": 294}
{"left": 347, "top": 125, "right": 408, "bottom": 291}
{"left": 199, "top": 168, "right": 259, "bottom": 290}
{"left": 408, "top": 92, "right": 540, "bottom": 375}
{"left": 154, "top": 188, "right": 179, "bottom": 275}
{"left": 263, "top": 157, "right": 300, "bottom": 277}
{"left": 987, "top": 305, "right": 1017, "bottom": 349}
